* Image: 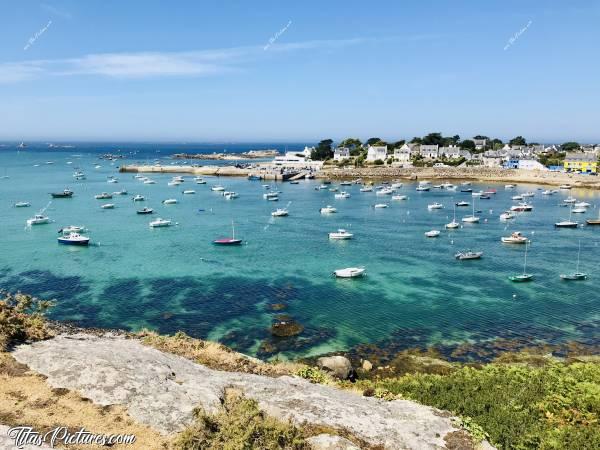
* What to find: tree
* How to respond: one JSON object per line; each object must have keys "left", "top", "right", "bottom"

{"left": 422, "top": 132, "right": 444, "bottom": 146}
{"left": 509, "top": 136, "right": 527, "bottom": 146}
{"left": 391, "top": 140, "right": 406, "bottom": 149}
{"left": 339, "top": 138, "right": 362, "bottom": 149}
{"left": 410, "top": 137, "right": 423, "bottom": 144}
{"left": 442, "top": 135, "right": 460, "bottom": 146}
{"left": 560, "top": 142, "right": 580, "bottom": 152}
{"left": 310, "top": 139, "right": 333, "bottom": 161}
{"left": 460, "top": 139, "right": 476, "bottom": 151}
{"left": 366, "top": 137, "right": 382, "bottom": 146}
{"left": 473, "top": 135, "right": 489, "bottom": 140}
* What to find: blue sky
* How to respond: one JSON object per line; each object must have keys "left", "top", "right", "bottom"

{"left": 1, "top": 0, "right": 599, "bottom": 143}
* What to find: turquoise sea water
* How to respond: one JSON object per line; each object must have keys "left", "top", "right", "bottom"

{"left": 1, "top": 147, "right": 599, "bottom": 360}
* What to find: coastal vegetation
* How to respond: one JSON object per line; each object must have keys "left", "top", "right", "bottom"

{"left": 0, "top": 291, "right": 53, "bottom": 351}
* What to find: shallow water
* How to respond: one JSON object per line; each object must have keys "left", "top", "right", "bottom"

{"left": 1, "top": 147, "right": 599, "bottom": 359}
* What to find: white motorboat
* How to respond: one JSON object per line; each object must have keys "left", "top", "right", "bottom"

{"left": 328, "top": 187, "right": 339, "bottom": 192}
{"left": 101, "top": 203, "right": 115, "bottom": 209}
{"left": 59, "top": 225, "right": 86, "bottom": 233}
{"left": 360, "top": 186, "right": 373, "bottom": 192}
{"left": 271, "top": 208, "right": 289, "bottom": 217}
{"left": 505, "top": 184, "right": 516, "bottom": 189}
{"left": 162, "top": 198, "right": 178, "bottom": 204}
{"left": 107, "top": 178, "right": 118, "bottom": 184}
{"left": 391, "top": 183, "right": 403, "bottom": 189}
{"left": 456, "top": 201, "right": 470, "bottom": 207}
{"left": 224, "top": 191, "right": 239, "bottom": 199}
{"left": 373, "top": 203, "right": 388, "bottom": 208}
{"left": 113, "top": 189, "right": 128, "bottom": 195}
{"left": 57, "top": 232, "right": 90, "bottom": 246}
{"left": 522, "top": 192, "right": 535, "bottom": 197}
{"left": 564, "top": 197, "right": 577, "bottom": 204}
{"left": 572, "top": 207, "right": 587, "bottom": 214}
{"left": 425, "top": 230, "right": 441, "bottom": 237}
{"left": 27, "top": 214, "right": 50, "bottom": 226}
{"left": 472, "top": 191, "right": 484, "bottom": 197}
{"left": 376, "top": 188, "right": 393, "bottom": 196}
{"left": 574, "top": 202, "right": 590, "bottom": 208}
{"left": 149, "top": 218, "right": 172, "bottom": 228}
{"left": 329, "top": 229, "right": 353, "bottom": 240}
{"left": 501, "top": 231, "right": 529, "bottom": 244}
{"left": 392, "top": 195, "right": 407, "bottom": 200}
{"left": 455, "top": 251, "right": 483, "bottom": 260}
{"left": 195, "top": 178, "right": 206, "bottom": 184}
{"left": 320, "top": 205, "right": 337, "bottom": 214}
{"left": 559, "top": 184, "right": 572, "bottom": 190}
{"left": 211, "top": 185, "right": 225, "bottom": 191}
{"left": 263, "top": 192, "right": 279, "bottom": 200}
{"left": 95, "top": 192, "right": 112, "bottom": 200}
{"left": 168, "top": 180, "right": 182, "bottom": 186}
{"left": 510, "top": 203, "right": 533, "bottom": 212}
{"left": 333, "top": 267, "right": 365, "bottom": 278}
{"left": 172, "top": 176, "right": 184, "bottom": 182}
{"left": 335, "top": 191, "right": 351, "bottom": 199}
{"left": 500, "top": 211, "right": 516, "bottom": 221}
{"left": 143, "top": 179, "right": 156, "bottom": 184}
{"left": 14, "top": 201, "right": 31, "bottom": 207}
{"left": 428, "top": 202, "right": 444, "bottom": 210}
{"left": 542, "top": 190, "right": 553, "bottom": 195}
{"left": 512, "top": 195, "right": 523, "bottom": 201}
{"left": 132, "top": 194, "right": 145, "bottom": 201}
{"left": 416, "top": 185, "right": 430, "bottom": 191}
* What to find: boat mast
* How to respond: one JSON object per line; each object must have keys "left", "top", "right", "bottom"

{"left": 576, "top": 240, "right": 581, "bottom": 273}
{"left": 232, "top": 220, "right": 235, "bottom": 240}
{"left": 523, "top": 241, "right": 528, "bottom": 275}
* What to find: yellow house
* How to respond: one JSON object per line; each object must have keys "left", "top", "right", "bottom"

{"left": 564, "top": 153, "right": 598, "bottom": 173}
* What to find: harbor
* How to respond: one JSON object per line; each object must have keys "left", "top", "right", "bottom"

{"left": 1, "top": 148, "right": 599, "bottom": 361}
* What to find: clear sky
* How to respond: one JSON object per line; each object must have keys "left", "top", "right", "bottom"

{"left": 1, "top": 0, "right": 598, "bottom": 143}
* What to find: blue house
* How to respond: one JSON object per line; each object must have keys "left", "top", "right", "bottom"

{"left": 503, "top": 158, "right": 519, "bottom": 169}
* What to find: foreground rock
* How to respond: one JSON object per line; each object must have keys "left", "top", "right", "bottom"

{"left": 13, "top": 334, "right": 471, "bottom": 449}
{"left": 317, "top": 355, "right": 354, "bottom": 380}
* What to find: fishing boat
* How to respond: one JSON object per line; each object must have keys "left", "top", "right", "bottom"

{"left": 455, "top": 251, "right": 483, "bottom": 260}
{"left": 392, "top": 195, "right": 407, "bottom": 201}
{"left": 27, "top": 214, "right": 50, "bottom": 226}
{"left": 57, "top": 232, "right": 90, "bottom": 246}
{"left": 462, "top": 201, "right": 480, "bottom": 223}
{"left": 508, "top": 242, "right": 533, "bottom": 282}
{"left": 555, "top": 206, "right": 578, "bottom": 228}
{"left": 333, "top": 267, "right": 365, "bottom": 278}
{"left": 101, "top": 203, "right": 115, "bottom": 209}
{"left": 14, "top": 201, "right": 31, "bottom": 207}
{"left": 500, "top": 211, "right": 516, "bottom": 221}
{"left": 320, "top": 205, "right": 337, "bottom": 214}
{"left": 501, "top": 231, "right": 529, "bottom": 244}
{"left": 456, "top": 201, "right": 469, "bottom": 207}
{"left": 137, "top": 207, "right": 154, "bottom": 215}
{"left": 373, "top": 203, "right": 388, "bottom": 208}
{"left": 149, "top": 218, "right": 172, "bottom": 228}
{"left": 50, "top": 189, "right": 73, "bottom": 198}
{"left": 211, "top": 185, "right": 225, "bottom": 192}
{"left": 428, "top": 202, "right": 444, "bottom": 210}
{"left": 425, "top": 230, "right": 441, "bottom": 237}
{"left": 328, "top": 229, "right": 353, "bottom": 240}
{"left": 335, "top": 191, "right": 351, "bottom": 199}
{"left": 162, "top": 198, "right": 178, "bottom": 204}
{"left": 213, "top": 221, "right": 242, "bottom": 245}
{"left": 73, "top": 171, "right": 86, "bottom": 180}
{"left": 271, "top": 208, "right": 289, "bottom": 217}
{"left": 132, "top": 194, "right": 145, "bottom": 202}
{"left": 560, "top": 241, "right": 587, "bottom": 281}
{"left": 95, "top": 192, "right": 113, "bottom": 200}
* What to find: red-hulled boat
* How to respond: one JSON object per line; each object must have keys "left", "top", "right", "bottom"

{"left": 213, "top": 221, "right": 242, "bottom": 245}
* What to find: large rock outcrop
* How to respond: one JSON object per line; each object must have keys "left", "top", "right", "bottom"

{"left": 12, "top": 334, "right": 473, "bottom": 449}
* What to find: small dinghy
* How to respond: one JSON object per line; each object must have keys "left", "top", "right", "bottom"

{"left": 333, "top": 267, "right": 366, "bottom": 278}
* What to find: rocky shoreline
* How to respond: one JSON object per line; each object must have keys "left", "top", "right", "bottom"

{"left": 172, "top": 150, "right": 279, "bottom": 160}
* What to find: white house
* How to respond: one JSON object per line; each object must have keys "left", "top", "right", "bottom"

{"left": 518, "top": 159, "right": 547, "bottom": 171}
{"left": 420, "top": 144, "right": 439, "bottom": 159}
{"left": 473, "top": 139, "right": 487, "bottom": 150}
{"left": 302, "top": 146, "right": 315, "bottom": 158}
{"left": 393, "top": 147, "right": 412, "bottom": 162}
{"left": 439, "top": 145, "right": 461, "bottom": 159}
{"left": 366, "top": 145, "right": 387, "bottom": 162}
{"left": 333, "top": 147, "right": 350, "bottom": 161}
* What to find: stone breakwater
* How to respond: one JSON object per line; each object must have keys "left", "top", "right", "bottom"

{"left": 319, "top": 166, "right": 600, "bottom": 189}
{"left": 119, "top": 164, "right": 251, "bottom": 176}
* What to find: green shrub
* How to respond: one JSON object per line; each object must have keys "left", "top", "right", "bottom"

{"left": 0, "top": 292, "right": 53, "bottom": 351}
{"left": 295, "top": 366, "right": 328, "bottom": 384}
{"left": 174, "top": 389, "right": 307, "bottom": 449}
{"left": 362, "top": 362, "right": 600, "bottom": 449}
{"left": 373, "top": 159, "right": 384, "bottom": 165}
